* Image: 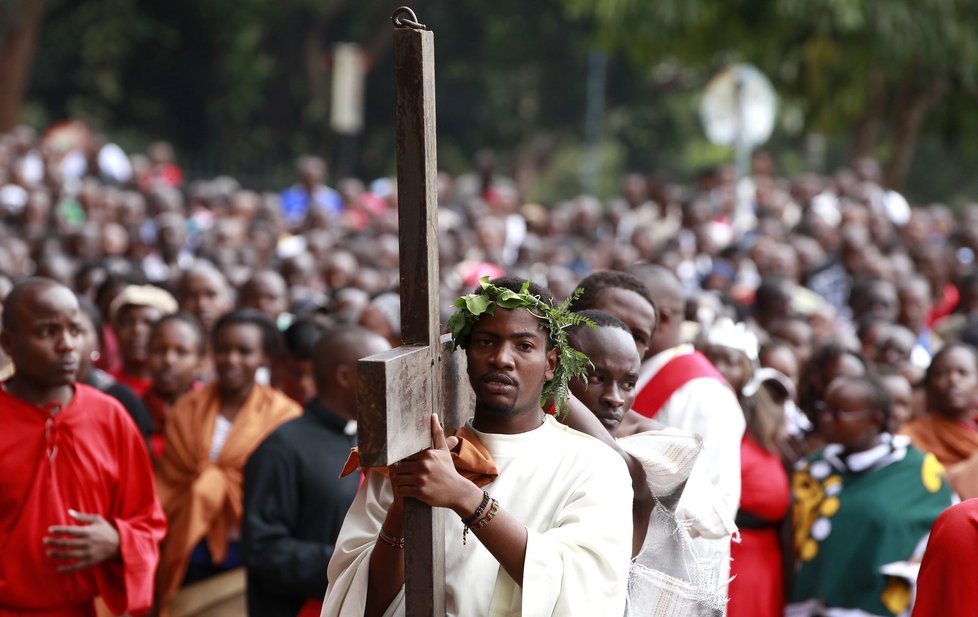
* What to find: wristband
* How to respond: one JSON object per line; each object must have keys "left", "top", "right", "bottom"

{"left": 462, "top": 497, "right": 499, "bottom": 545}
{"left": 378, "top": 525, "right": 406, "bottom": 549}
{"left": 461, "top": 490, "right": 491, "bottom": 526}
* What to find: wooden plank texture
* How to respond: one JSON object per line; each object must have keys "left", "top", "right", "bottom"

{"left": 356, "top": 346, "right": 433, "bottom": 467}
{"left": 394, "top": 27, "right": 439, "bottom": 350}
{"left": 440, "top": 333, "right": 475, "bottom": 432}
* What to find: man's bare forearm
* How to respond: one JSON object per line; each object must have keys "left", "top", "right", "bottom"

{"left": 365, "top": 499, "right": 406, "bottom": 617}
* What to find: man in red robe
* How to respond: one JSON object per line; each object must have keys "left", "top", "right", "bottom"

{"left": 0, "top": 278, "right": 167, "bottom": 617}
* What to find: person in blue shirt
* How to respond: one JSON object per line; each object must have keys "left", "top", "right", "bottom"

{"left": 280, "top": 155, "right": 343, "bottom": 228}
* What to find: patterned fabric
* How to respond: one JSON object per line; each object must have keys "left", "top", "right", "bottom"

{"left": 790, "top": 434, "right": 953, "bottom": 617}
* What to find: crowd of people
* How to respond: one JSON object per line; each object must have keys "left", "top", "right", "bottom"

{"left": 2, "top": 119, "right": 978, "bottom": 617}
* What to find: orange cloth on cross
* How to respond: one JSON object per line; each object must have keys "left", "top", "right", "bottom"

{"left": 155, "top": 383, "right": 301, "bottom": 613}
{"left": 340, "top": 424, "right": 498, "bottom": 487}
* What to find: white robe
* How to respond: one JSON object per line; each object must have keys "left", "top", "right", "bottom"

{"left": 321, "top": 416, "right": 633, "bottom": 617}
{"left": 636, "top": 345, "right": 746, "bottom": 614}
{"left": 619, "top": 430, "right": 729, "bottom": 617}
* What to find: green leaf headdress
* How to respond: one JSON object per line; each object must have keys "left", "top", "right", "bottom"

{"left": 447, "top": 276, "right": 594, "bottom": 416}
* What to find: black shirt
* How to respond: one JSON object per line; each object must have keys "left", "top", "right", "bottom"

{"left": 242, "top": 399, "right": 360, "bottom": 617}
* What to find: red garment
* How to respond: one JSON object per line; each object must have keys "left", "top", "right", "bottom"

{"left": 926, "top": 283, "right": 959, "bottom": 328}
{"left": 0, "top": 384, "right": 167, "bottom": 615}
{"left": 633, "top": 351, "right": 728, "bottom": 419}
{"left": 138, "top": 163, "right": 183, "bottom": 191}
{"left": 728, "top": 435, "right": 790, "bottom": 617}
{"left": 298, "top": 599, "right": 322, "bottom": 617}
{"left": 912, "top": 499, "right": 978, "bottom": 616}
{"left": 111, "top": 371, "right": 153, "bottom": 398}
{"left": 95, "top": 324, "right": 122, "bottom": 375}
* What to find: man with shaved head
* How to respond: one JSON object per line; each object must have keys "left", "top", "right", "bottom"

{"left": 628, "top": 263, "right": 745, "bottom": 613}
{"left": 0, "top": 278, "right": 166, "bottom": 615}
{"left": 242, "top": 324, "right": 391, "bottom": 616}
{"left": 566, "top": 310, "right": 657, "bottom": 556}
{"left": 567, "top": 310, "right": 643, "bottom": 436}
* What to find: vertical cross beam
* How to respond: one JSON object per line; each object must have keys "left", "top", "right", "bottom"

{"left": 355, "top": 12, "right": 446, "bottom": 617}
{"left": 393, "top": 23, "right": 444, "bottom": 617}
{"left": 394, "top": 29, "right": 440, "bottom": 351}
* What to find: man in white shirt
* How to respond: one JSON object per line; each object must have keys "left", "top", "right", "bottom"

{"left": 322, "top": 277, "right": 633, "bottom": 617}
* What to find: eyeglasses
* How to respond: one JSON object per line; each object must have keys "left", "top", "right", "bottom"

{"left": 813, "top": 401, "right": 875, "bottom": 421}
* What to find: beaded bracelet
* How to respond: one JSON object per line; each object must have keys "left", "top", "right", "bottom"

{"left": 473, "top": 499, "right": 499, "bottom": 530}
{"left": 461, "top": 490, "right": 491, "bottom": 527}
{"left": 378, "top": 525, "right": 406, "bottom": 549}
{"left": 462, "top": 498, "right": 500, "bottom": 545}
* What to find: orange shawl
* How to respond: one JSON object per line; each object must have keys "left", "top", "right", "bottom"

{"left": 155, "top": 383, "right": 301, "bottom": 611}
{"left": 900, "top": 413, "right": 978, "bottom": 466}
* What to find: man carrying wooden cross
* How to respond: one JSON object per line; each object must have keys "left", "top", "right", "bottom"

{"left": 322, "top": 277, "right": 633, "bottom": 617}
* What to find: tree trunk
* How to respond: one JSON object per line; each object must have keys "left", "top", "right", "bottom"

{"left": 303, "top": 11, "right": 329, "bottom": 145}
{"left": 851, "top": 65, "right": 886, "bottom": 160}
{"left": 884, "top": 76, "right": 949, "bottom": 189}
{"left": 0, "top": 0, "right": 44, "bottom": 132}
{"left": 513, "top": 132, "right": 559, "bottom": 203}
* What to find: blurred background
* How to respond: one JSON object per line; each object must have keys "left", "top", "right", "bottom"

{"left": 3, "top": 0, "right": 977, "bottom": 203}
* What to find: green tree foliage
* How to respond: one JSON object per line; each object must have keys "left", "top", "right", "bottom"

{"left": 24, "top": 0, "right": 596, "bottom": 187}
{"left": 13, "top": 0, "right": 978, "bottom": 200}
{"left": 32, "top": 0, "right": 288, "bottom": 175}
{"left": 0, "top": 0, "right": 43, "bottom": 131}
{"left": 564, "top": 0, "right": 978, "bottom": 188}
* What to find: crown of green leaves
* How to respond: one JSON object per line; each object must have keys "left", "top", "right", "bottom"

{"left": 447, "top": 277, "right": 594, "bottom": 416}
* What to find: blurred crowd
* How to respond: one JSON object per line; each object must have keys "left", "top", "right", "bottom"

{"left": 3, "top": 119, "right": 978, "bottom": 616}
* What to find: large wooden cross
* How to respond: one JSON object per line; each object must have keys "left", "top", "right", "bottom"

{"left": 356, "top": 8, "right": 475, "bottom": 617}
